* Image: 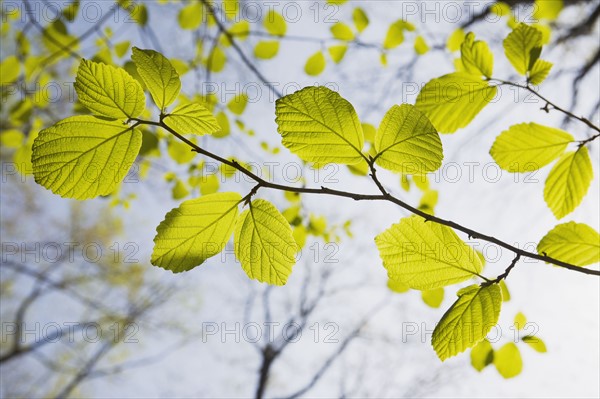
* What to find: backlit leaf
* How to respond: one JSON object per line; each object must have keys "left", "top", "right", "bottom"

{"left": 461, "top": 32, "right": 494, "bottom": 78}
{"left": 275, "top": 86, "right": 364, "bottom": 164}
{"left": 544, "top": 147, "right": 593, "bottom": 219}
{"left": 374, "top": 104, "right": 443, "bottom": 174}
{"left": 304, "top": 51, "right": 326, "bottom": 76}
{"left": 32, "top": 116, "right": 142, "bottom": 200}
{"left": 416, "top": 73, "right": 497, "bottom": 133}
{"left": 503, "top": 23, "right": 543, "bottom": 75}
{"left": 352, "top": 8, "right": 369, "bottom": 32}
{"left": 471, "top": 339, "right": 494, "bottom": 371}
{"left": 330, "top": 22, "right": 355, "bottom": 41}
{"left": 538, "top": 222, "right": 600, "bottom": 266}
{"left": 494, "top": 343, "right": 523, "bottom": 378}
{"left": 422, "top": 288, "right": 444, "bottom": 308}
{"left": 132, "top": 47, "right": 181, "bottom": 109}
{"left": 151, "top": 192, "right": 241, "bottom": 272}
{"left": 264, "top": 10, "right": 286, "bottom": 36}
{"left": 432, "top": 284, "right": 502, "bottom": 360}
{"left": 376, "top": 215, "right": 483, "bottom": 290}
{"left": 522, "top": 335, "right": 547, "bottom": 353}
{"left": 74, "top": 59, "right": 145, "bottom": 119}
{"left": 234, "top": 199, "right": 297, "bottom": 285}
{"left": 163, "top": 103, "right": 221, "bottom": 135}
{"left": 254, "top": 41, "right": 279, "bottom": 59}
{"left": 490, "top": 123, "right": 573, "bottom": 172}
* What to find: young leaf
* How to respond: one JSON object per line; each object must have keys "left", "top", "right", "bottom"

{"left": 352, "top": 8, "right": 369, "bottom": 32}
{"left": 514, "top": 312, "right": 527, "bottom": 330}
{"left": 275, "top": 86, "right": 365, "bottom": 164}
{"left": 74, "top": 59, "right": 145, "bottom": 119}
{"left": 388, "top": 279, "right": 410, "bottom": 293}
{"left": 432, "top": 284, "right": 502, "bottom": 360}
{"left": 421, "top": 288, "right": 444, "bottom": 308}
{"left": 234, "top": 199, "right": 297, "bottom": 285}
{"left": 328, "top": 45, "right": 347, "bottom": 63}
{"left": 375, "top": 215, "right": 483, "bottom": 290}
{"left": 131, "top": 47, "right": 181, "bottom": 110}
{"left": 151, "top": 192, "right": 241, "bottom": 273}
{"left": 304, "top": 51, "right": 326, "bottom": 76}
{"left": 522, "top": 335, "right": 547, "bottom": 353}
{"left": 544, "top": 147, "right": 593, "bottom": 219}
{"left": 414, "top": 35, "right": 429, "bottom": 55}
{"left": 163, "top": 103, "right": 221, "bottom": 135}
{"left": 264, "top": 10, "right": 286, "bottom": 36}
{"left": 447, "top": 28, "right": 466, "bottom": 52}
{"left": 32, "top": 116, "right": 142, "bottom": 200}
{"left": 254, "top": 41, "right": 279, "bottom": 59}
{"left": 538, "top": 222, "right": 600, "bottom": 266}
{"left": 178, "top": 1, "right": 203, "bottom": 30}
{"left": 415, "top": 73, "right": 497, "bottom": 133}
{"left": 490, "top": 123, "right": 574, "bottom": 172}
{"left": 503, "top": 23, "right": 543, "bottom": 75}
{"left": 494, "top": 343, "right": 523, "bottom": 378}
{"left": 471, "top": 339, "right": 494, "bottom": 371}
{"left": 227, "top": 93, "right": 248, "bottom": 115}
{"left": 373, "top": 104, "right": 443, "bottom": 174}
{"left": 529, "top": 59, "right": 553, "bottom": 85}
{"left": 460, "top": 32, "right": 494, "bottom": 78}
{"left": 330, "top": 22, "right": 355, "bottom": 41}
{"left": 383, "top": 20, "right": 407, "bottom": 49}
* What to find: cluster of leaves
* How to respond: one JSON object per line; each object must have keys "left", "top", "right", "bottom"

{"left": 4, "top": 0, "right": 598, "bottom": 377}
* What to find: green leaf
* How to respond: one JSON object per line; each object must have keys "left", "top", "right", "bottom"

{"left": 330, "top": 22, "right": 355, "bottom": 41}
{"left": 375, "top": 215, "right": 483, "bottom": 290}
{"left": 32, "top": 116, "right": 142, "bottom": 200}
{"left": 0, "top": 55, "right": 20, "bottom": 84}
{"left": 163, "top": 103, "right": 221, "bottom": 136}
{"left": 167, "top": 137, "right": 196, "bottom": 164}
{"left": 503, "top": 23, "right": 543, "bottom": 75}
{"left": 538, "top": 222, "right": 600, "bottom": 266}
{"left": 414, "top": 35, "right": 429, "bottom": 55}
{"left": 227, "top": 93, "right": 248, "bottom": 115}
{"left": 499, "top": 280, "right": 511, "bottom": 302}
{"left": 544, "top": 147, "right": 593, "bottom": 219}
{"left": 328, "top": 45, "right": 347, "bottom": 63}
{"left": 131, "top": 47, "right": 181, "bottom": 110}
{"left": 461, "top": 32, "right": 494, "bottom": 78}
{"left": 74, "top": 59, "right": 145, "bottom": 119}
{"left": 264, "top": 10, "right": 286, "bottom": 36}
{"left": 422, "top": 288, "right": 444, "bottom": 308}
{"left": 522, "top": 335, "right": 547, "bottom": 353}
{"left": 415, "top": 73, "right": 497, "bottom": 133}
{"left": 254, "top": 41, "right": 279, "bottom": 59}
{"left": 304, "top": 51, "right": 326, "bottom": 76}
{"left": 514, "top": 312, "right": 527, "bottom": 330}
{"left": 447, "top": 28, "right": 466, "bottom": 52}
{"left": 275, "top": 86, "right": 364, "bottom": 164}
{"left": 432, "top": 284, "right": 502, "bottom": 360}
{"left": 534, "top": 0, "right": 563, "bottom": 20}
{"left": 373, "top": 104, "right": 443, "bottom": 174}
{"left": 234, "top": 199, "right": 297, "bottom": 285}
{"left": 151, "top": 192, "right": 241, "bottom": 272}
{"left": 490, "top": 123, "right": 573, "bottom": 172}
{"left": 529, "top": 59, "right": 553, "bottom": 85}
{"left": 207, "top": 47, "right": 227, "bottom": 72}
{"left": 471, "top": 339, "right": 494, "bottom": 371}
{"left": 352, "top": 7, "right": 369, "bottom": 32}
{"left": 387, "top": 279, "right": 410, "bottom": 293}
{"left": 383, "top": 20, "right": 406, "bottom": 49}
{"left": 178, "top": 1, "right": 203, "bottom": 30}
{"left": 494, "top": 343, "right": 523, "bottom": 378}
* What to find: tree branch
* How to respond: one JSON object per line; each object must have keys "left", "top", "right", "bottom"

{"left": 131, "top": 118, "right": 600, "bottom": 277}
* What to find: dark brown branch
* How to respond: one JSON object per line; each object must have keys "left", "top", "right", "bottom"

{"left": 131, "top": 117, "right": 600, "bottom": 278}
